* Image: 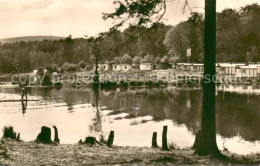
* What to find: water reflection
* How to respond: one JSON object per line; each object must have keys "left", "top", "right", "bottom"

{"left": 1, "top": 84, "right": 260, "bottom": 154}
{"left": 89, "top": 85, "right": 102, "bottom": 134}
{"left": 21, "top": 100, "right": 27, "bottom": 115}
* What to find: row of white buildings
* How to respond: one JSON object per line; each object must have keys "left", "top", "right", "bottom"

{"left": 176, "top": 63, "right": 260, "bottom": 78}
{"left": 96, "top": 63, "right": 170, "bottom": 72}
{"left": 95, "top": 62, "right": 260, "bottom": 78}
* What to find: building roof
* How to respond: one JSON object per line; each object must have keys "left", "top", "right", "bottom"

{"left": 236, "top": 66, "right": 258, "bottom": 69}
{"left": 217, "top": 63, "right": 245, "bottom": 67}
{"left": 140, "top": 63, "right": 153, "bottom": 65}
{"left": 112, "top": 63, "right": 131, "bottom": 66}
{"left": 248, "top": 64, "right": 260, "bottom": 67}
{"left": 193, "top": 63, "right": 204, "bottom": 66}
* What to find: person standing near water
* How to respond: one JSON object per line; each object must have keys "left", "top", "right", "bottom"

{"left": 21, "top": 86, "right": 27, "bottom": 101}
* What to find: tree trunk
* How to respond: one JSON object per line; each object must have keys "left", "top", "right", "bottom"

{"left": 93, "top": 46, "right": 99, "bottom": 84}
{"left": 152, "top": 132, "right": 158, "bottom": 148}
{"left": 194, "top": 0, "right": 220, "bottom": 156}
{"left": 162, "top": 126, "right": 169, "bottom": 151}
{"left": 107, "top": 131, "right": 114, "bottom": 147}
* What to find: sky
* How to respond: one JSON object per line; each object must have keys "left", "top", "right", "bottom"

{"left": 0, "top": 0, "right": 259, "bottom": 39}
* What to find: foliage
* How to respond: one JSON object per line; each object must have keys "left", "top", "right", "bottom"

{"left": 64, "top": 35, "right": 74, "bottom": 63}
{"left": 160, "top": 55, "right": 169, "bottom": 63}
{"left": 61, "top": 62, "right": 70, "bottom": 72}
{"left": 154, "top": 56, "right": 161, "bottom": 64}
{"left": 37, "top": 67, "right": 44, "bottom": 76}
{"left": 78, "top": 61, "right": 87, "bottom": 69}
{"left": 45, "top": 64, "right": 58, "bottom": 73}
{"left": 42, "top": 75, "right": 52, "bottom": 86}
{"left": 67, "top": 63, "right": 77, "bottom": 72}
{"left": 164, "top": 12, "right": 203, "bottom": 63}
{"left": 164, "top": 4, "right": 260, "bottom": 63}
{"left": 103, "top": 0, "right": 167, "bottom": 29}
{"left": 142, "top": 54, "right": 154, "bottom": 63}
{"left": 133, "top": 56, "right": 142, "bottom": 64}
{"left": 3, "top": 126, "right": 17, "bottom": 139}
{"left": 114, "top": 56, "right": 122, "bottom": 63}
{"left": 120, "top": 54, "right": 133, "bottom": 64}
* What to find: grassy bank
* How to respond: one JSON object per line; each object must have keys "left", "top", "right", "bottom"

{"left": 1, "top": 140, "right": 260, "bottom": 165}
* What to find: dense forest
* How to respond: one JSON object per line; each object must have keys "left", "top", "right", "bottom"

{"left": 0, "top": 3, "right": 259, "bottom": 73}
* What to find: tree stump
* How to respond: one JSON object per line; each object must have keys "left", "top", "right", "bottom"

{"left": 36, "top": 126, "right": 52, "bottom": 143}
{"left": 107, "top": 131, "right": 114, "bottom": 147}
{"left": 53, "top": 126, "right": 60, "bottom": 143}
{"left": 162, "top": 126, "right": 169, "bottom": 151}
{"left": 152, "top": 132, "right": 158, "bottom": 148}
{"left": 84, "top": 137, "right": 100, "bottom": 145}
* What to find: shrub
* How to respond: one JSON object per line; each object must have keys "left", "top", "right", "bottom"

{"left": 60, "top": 62, "right": 70, "bottom": 72}
{"left": 67, "top": 63, "right": 77, "bottom": 72}
{"left": 78, "top": 61, "right": 87, "bottom": 69}
{"left": 3, "top": 126, "right": 16, "bottom": 139}
{"left": 120, "top": 54, "right": 133, "bottom": 64}
{"left": 60, "top": 63, "right": 77, "bottom": 72}
{"left": 45, "top": 64, "right": 58, "bottom": 73}
{"left": 42, "top": 75, "right": 52, "bottom": 86}
{"left": 37, "top": 67, "right": 44, "bottom": 76}
{"left": 142, "top": 54, "right": 154, "bottom": 63}
{"left": 114, "top": 57, "right": 121, "bottom": 63}
{"left": 133, "top": 56, "right": 142, "bottom": 64}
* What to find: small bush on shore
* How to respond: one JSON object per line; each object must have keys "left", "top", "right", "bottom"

{"left": 60, "top": 62, "right": 70, "bottom": 72}
{"left": 45, "top": 64, "right": 58, "bottom": 73}
{"left": 3, "top": 126, "right": 17, "bottom": 139}
{"left": 78, "top": 61, "right": 87, "bottom": 69}
{"left": 60, "top": 63, "right": 77, "bottom": 72}
{"left": 67, "top": 63, "right": 77, "bottom": 72}
{"left": 168, "top": 142, "right": 179, "bottom": 150}
{"left": 99, "top": 135, "right": 107, "bottom": 144}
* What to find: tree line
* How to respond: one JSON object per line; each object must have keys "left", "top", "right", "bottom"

{"left": 0, "top": 3, "right": 259, "bottom": 74}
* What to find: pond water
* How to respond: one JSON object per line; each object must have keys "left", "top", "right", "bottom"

{"left": 0, "top": 83, "right": 260, "bottom": 155}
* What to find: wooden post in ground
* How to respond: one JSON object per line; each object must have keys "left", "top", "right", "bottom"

{"left": 53, "top": 126, "right": 60, "bottom": 143}
{"left": 107, "top": 131, "right": 114, "bottom": 147}
{"left": 162, "top": 126, "right": 169, "bottom": 151}
{"left": 152, "top": 132, "right": 158, "bottom": 148}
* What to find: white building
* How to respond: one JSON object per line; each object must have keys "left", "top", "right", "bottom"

{"left": 94, "top": 63, "right": 112, "bottom": 71}
{"left": 216, "top": 63, "right": 245, "bottom": 75}
{"left": 112, "top": 64, "right": 132, "bottom": 72}
{"left": 236, "top": 66, "right": 258, "bottom": 78}
{"left": 183, "top": 63, "right": 193, "bottom": 71}
{"left": 121, "top": 64, "right": 132, "bottom": 71}
{"left": 248, "top": 63, "right": 260, "bottom": 75}
{"left": 140, "top": 63, "right": 153, "bottom": 71}
{"left": 176, "top": 63, "right": 184, "bottom": 70}
{"left": 192, "top": 64, "right": 204, "bottom": 73}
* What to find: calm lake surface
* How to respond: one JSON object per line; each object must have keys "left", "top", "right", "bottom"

{"left": 1, "top": 82, "right": 260, "bottom": 155}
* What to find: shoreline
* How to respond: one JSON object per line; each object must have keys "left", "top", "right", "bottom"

{"left": 1, "top": 139, "right": 260, "bottom": 165}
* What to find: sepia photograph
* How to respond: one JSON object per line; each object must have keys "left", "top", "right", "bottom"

{"left": 0, "top": 0, "right": 260, "bottom": 165}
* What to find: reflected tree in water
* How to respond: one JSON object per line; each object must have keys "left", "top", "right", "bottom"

{"left": 89, "top": 85, "right": 102, "bottom": 134}
{"left": 21, "top": 100, "right": 27, "bottom": 115}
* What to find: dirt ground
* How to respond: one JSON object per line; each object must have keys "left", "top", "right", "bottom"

{"left": 1, "top": 140, "right": 260, "bottom": 165}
